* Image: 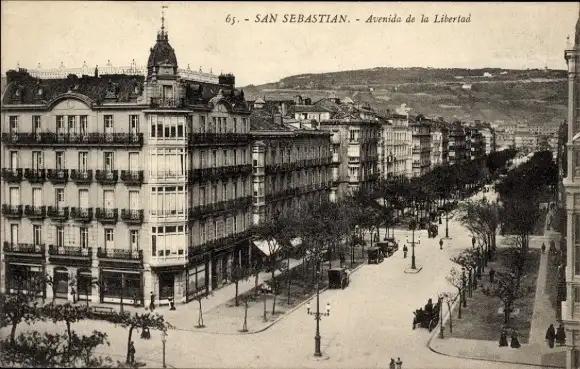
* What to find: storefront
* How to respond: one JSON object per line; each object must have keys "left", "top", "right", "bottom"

{"left": 53, "top": 267, "right": 70, "bottom": 299}
{"left": 6, "top": 263, "right": 44, "bottom": 296}
{"left": 100, "top": 269, "right": 143, "bottom": 304}
{"left": 186, "top": 254, "right": 209, "bottom": 301}
{"left": 76, "top": 268, "right": 93, "bottom": 302}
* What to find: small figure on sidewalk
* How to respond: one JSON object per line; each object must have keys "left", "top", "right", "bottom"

{"left": 439, "top": 238, "right": 443, "bottom": 250}
{"left": 546, "top": 323, "right": 556, "bottom": 348}
{"left": 133, "top": 293, "right": 139, "bottom": 307}
{"left": 489, "top": 268, "right": 496, "bottom": 283}
{"left": 541, "top": 242, "right": 546, "bottom": 254}
{"left": 395, "top": 357, "right": 403, "bottom": 369}
{"left": 510, "top": 329, "right": 521, "bottom": 348}
{"left": 71, "top": 287, "right": 77, "bottom": 304}
{"left": 339, "top": 252, "right": 345, "bottom": 267}
{"left": 389, "top": 358, "right": 396, "bottom": 369}
{"left": 556, "top": 323, "right": 566, "bottom": 346}
{"left": 141, "top": 327, "right": 151, "bottom": 340}
{"left": 169, "top": 296, "right": 176, "bottom": 310}
{"left": 129, "top": 340, "right": 136, "bottom": 364}
{"left": 403, "top": 245, "right": 408, "bottom": 259}
{"left": 499, "top": 327, "right": 509, "bottom": 347}
{"left": 149, "top": 292, "right": 155, "bottom": 312}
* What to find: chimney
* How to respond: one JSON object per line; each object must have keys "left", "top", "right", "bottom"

{"left": 6, "top": 68, "right": 31, "bottom": 84}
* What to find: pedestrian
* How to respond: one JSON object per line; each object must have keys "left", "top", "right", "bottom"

{"left": 510, "top": 329, "right": 521, "bottom": 348}
{"left": 133, "top": 293, "right": 139, "bottom": 307}
{"left": 403, "top": 245, "right": 408, "bottom": 259}
{"left": 149, "top": 291, "right": 155, "bottom": 312}
{"left": 556, "top": 323, "right": 566, "bottom": 346}
{"left": 499, "top": 327, "right": 508, "bottom": 347}
{"left": 389, "top": 358, "right": 396, "bottom": 369}
{"left": 71, "top": 287, "right": 77, "bottom": 304}
{"left": 541, "top": 243, "right": 546, "bottom": 254}
{"left": 439, "top": 238, "right": 443, "bottom": 250}
{"left": 169, "top": 295, "right": 176, "bottom": 310}
{"left": 129, "top": 340, "right": 136, "bottom": 364}
{"left": 546, "top": 324, "right": 556, "bottom": 348}
{"left": 395, "top": 357, "right": 403, "bottom": 369}
{"left": 489, "top": 268, "right": 495, "bottom": 283}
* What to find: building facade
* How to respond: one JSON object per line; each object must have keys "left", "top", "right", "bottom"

{"left": 386, "top": 111, "right": 412, "bottom": 179}
{"left": 410, "top": 117, "right": 431, "bottom": 177}
{"left": 448, "top": 122, "right": 468, "bottom": 165}
{"left": 562, "top": 11, "right": 580, "bottom": 369}
{"left": 1, "top": 24, "right": 253, "bottom": 306}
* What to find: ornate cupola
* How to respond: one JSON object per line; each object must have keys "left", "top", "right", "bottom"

{"left": 147, "top": 7, "right": 178, "bottom": 81}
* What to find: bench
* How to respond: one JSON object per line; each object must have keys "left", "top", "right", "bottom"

{"left": 91, "top": 306, "right": 114, "bottom": 318}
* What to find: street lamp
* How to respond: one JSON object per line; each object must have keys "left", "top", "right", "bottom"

{"left": 161, "top": 330, "right": 167, "bottom": 369}
{"left": 444, "top": 208, "right": 454, "bottom": 239}
{"left": 306, "top": 268, "right": 331, "bottom": 357}
{"left": 406, "top": 220, "right": 420, "bottom": 270}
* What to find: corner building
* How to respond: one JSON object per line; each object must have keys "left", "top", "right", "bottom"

{"left": 0, "top": 25, "right": 252, "bottom": 306}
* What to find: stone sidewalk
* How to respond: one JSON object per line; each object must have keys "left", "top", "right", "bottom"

{"left": 427, "top": 201, "right": 567, "bottom": 368}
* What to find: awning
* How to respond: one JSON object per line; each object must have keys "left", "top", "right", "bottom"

{"left": 253, "top": 240, "right": 281, "bottom": 256}
{"left": 290, "top": 238, "right": 302, "bottom": 248}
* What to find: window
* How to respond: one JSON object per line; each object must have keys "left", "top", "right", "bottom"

{"left": 233, "top": 180, "right": 238, "bottom": 198}
{"left": 68, "top": 116, "right": 77, "bottom": 133}
{"left": 9, "top": 116, "right": 18, "bottom": 133}
{"left": 222, "top": 182, "right": 227, "bottom": 201}
{"left": 32, "top": 152, "right": 43, "bottom": 169}
{"left": 9, "top": 151, "right": 18, "bottom": 169}
{"left": 233, "top": 118, "right": 238, "bottom": 133}
{"left": 200, "top": 151, "right": 205, "bottom": 168}
{"left": 242, "top": 180, "right": 247, "bottom": 196}
{"left": 233, "top": 214, "right": 238, "bottom": 233}
{"left": 79, "top": 152, "right": 88, "bottom": 171}
{"left": 104, "top": 152, "right": 114, "bottom": 171}
{"left": 200, "top": 221, "right": 206, "bottom": 243}
{"left": 32, "top": 188, "right": 42, "bottom": 206}
{"left": 130, "top": 230, "right": 139, "bottom": 251}
{"left": 212, "top": 185, "right": 218, "bottom": 202}
{"left": 80, "top": 227, "right": 89, "bottom": 249}
{"left": 55, "top": 188, "right": 65, "bottom": 205}
{"left": 10, "top": 224, "right": 18, "bottom": 244}
{"left": 243, "top": 118, "right": 248, "bottom": 132}
{"left": 150, "top": 186, "right": 186, "bottom": 216}
{"left": 213, "top": 220, "right": 218, "bottom": 239}
{"left": 200, "top": 116, "right": 206, "bottom": 133}
{"left": 223, "top": 150, "right": 228, "bottom": 166}
{"left": 33, "top": 225, "right": 42, "bottom": 245}
{"left": 79, "top": 116, "right": 88, "bottom": 135}
{"left": 104, "top": 115, "right": 114, "bottom": 133}
{"left": 56, "top": 152, "right": 65, "bottom": 169}
{"left": 32, "top": 116, "right": 41, "bottom": 133}
{"left": 151, "top": 225, "right": 185, "bottom": 257}
{"left": 151, "top": 228, "right": 157, "bottom": 256}
{"left": 242, "top": 149, "right": 247, "bottom": 163}
{"left": 104, "top": 228, "right": 114, "bottom": 247}
{"left": 56, "top": 116, "right": 64, "bottom": 134}
{"left": 212, "top": 151, "right": 217, "bottom": 166}
{"left": 233, "top": 149, "right": 237, "bottom": 165}
{"left": 56, "top": 226, "right": 64, "bottom": 247}
{"left": 200, "top": 187, "right": 206, "bottom": 205}
{"left": 129, "top": 115, "right": 139, "bottom": 134}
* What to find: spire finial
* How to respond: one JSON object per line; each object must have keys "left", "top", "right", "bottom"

{"left": 161, "top": 5, "right": 168, "bottom": 34}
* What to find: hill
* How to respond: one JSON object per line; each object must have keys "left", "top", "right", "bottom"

{"left": 242, "top": 67, "right": 568, "bottom": 126}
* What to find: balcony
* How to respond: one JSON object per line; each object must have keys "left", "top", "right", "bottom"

{"left": 331, "top": 153, "right": 340, "bottom": 164}
{"left": 24, "top": 169, "right": 46, "bottom": 183}
{"left": 47, "top": 169, "right": 68, "bottom": 184}
{"left": 24, "top": 205, "right": 47, "bottom": 219}
{"left": 70, "top": 207, "right": 93, "bottom": 222}
{"left": 47, "top": 206, "right": 70, "bottom": 221}
{"left": 150, "top": 97, "right": 186, "bottom": 109}
{"left": 120, "top": 170, "right": 144, "bottom": 186}
{"left": 48, "top": 245, "right": 92, "bottom": 258}
{"left": 95, "top": 170, "right": 119, "bottom": 185}
{"left": 70, "top": 169, "right": 93, "bottom": 185}
{"left": 2, "top": 204, "right": 23, "bottom": 218}
{"left": 121, "top": 209, "right": 144, "bottom": 224}
{"left": 96, "top": 208, "right": 118, "bottom": 223}
{"left": 221, "top": 164, "right": 253, "bottom": 177}
{"left": 190, "top": 229, "right": 253, "bottom": 257}
{"left": 3, "top": 242, "right": 45, "bottom": 255}
{"left": 189, "top": 133, "right": 250, "bottom": 146}
{"left": 189, "top": 196, "right": 252, "bottom": 219}
{"left": 1, "top": 133, "right": 143, "bottom": 148}
{"left": 97, "top": 247, "right": 143, "bottom": 262}
{"left": 1, "top": 168, "right": 23, "bottom": 182}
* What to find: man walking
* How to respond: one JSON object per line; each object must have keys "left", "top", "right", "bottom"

{"left": 149, "top": 291, "right": 155, "bottom": 312}
{"left": 403, "top": 245, "right": 408, "bottom": 258}
{"left": 395, "top": 357, "right": 403, "bottom": 369}
{"left": 439, "top": 238, "right": 444, "bottom": 250}
{"left": 129, "top": 341, "right": 136, "bottom": 365}
{"left": 546, "top": 324, "right": 556, "bottom": 348}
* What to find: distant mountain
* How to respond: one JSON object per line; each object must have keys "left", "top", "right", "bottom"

{"left": 242, "top": 67, "right": 567, "bottom": 126}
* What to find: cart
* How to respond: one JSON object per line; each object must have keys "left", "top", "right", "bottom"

{"left": 328, "top": 267, "right": 350, "bottom": 289}
{"left": 367, "top": 247, "right": 384, "bottom": 264}
{"left": 376, "top": 240, "right": 398, "bottom": 257}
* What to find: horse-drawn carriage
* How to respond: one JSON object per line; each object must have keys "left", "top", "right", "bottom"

{"left": 376, "top": 239, "right": 398, "bottom": 258}
{"left": 367, "top": 247, "right": 384, "bottom": 264}
{"left": 427, "top": 224, "right": 438, "bottom": 238}
{"left": 413, "top": 298, "right": 441, "bottom": 332}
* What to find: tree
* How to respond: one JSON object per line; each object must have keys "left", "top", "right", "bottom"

{"left": 482, "top": 271, "right": 524, "bottom": 324}
{"left": 458, "top": 199, "right": 500, "bottom": 259}
{"left": 230, "top": 263, "right": 251, "bottom": 306}
{"left": 438, "top": 292, "right": 457, "bottom": 334}
{"left": 40, "top": 274, "right": 59, "bottom": 303}
{"left": 191, "top": 291, "right": 212, "bottom": 328}
{"left": 41, "top": 303, "right": 90, "bottom": 355}
{"left": 0, "top": 291, "right": 45, "bottom": 345}
{"left": 239, "top": 293, "right": 252, "bottom": 333}
{"left": 111, "top": 312, "right": 173, "bottom": 364}
{"left": 445, "top": 268, "right": 464, "bottom": 319}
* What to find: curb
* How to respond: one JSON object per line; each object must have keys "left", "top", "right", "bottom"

{"left": 172, "top": 261, "right": 367, "bottom": 335}
{"left": 426, "top": 283, "right": 565, "bottom": 369}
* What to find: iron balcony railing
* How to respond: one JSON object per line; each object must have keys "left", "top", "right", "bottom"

{"left": 150, "top": 97, "right": 186, "bottom": 109}
{"left": 188, "top": 196, "right": 252, "bottom": 219}
{"left": 189, "top": 229, "right": 253, "bottom": 257}
{"left": 70, "top": 207, "right": 93, "bottom": 221}
{"left": 95, "top": 208, "right": 118, "bottom": 223}
{"left": 1, "top": 133, "right": 144, "bottom": 147}
{"left": 188, "top": 164, "right": 252, "bottom": 183}
{"left": 188, "top": 133, "right": 250, "bottom": 146}
{"left": 46, "top": 169, "right": 69, "bottom": 184}
{"left": 95, "top": 170, "right": 119, "bottom": 185}
{"left": 120, "top": 170, "right": 144, "bottom": 186}
{"left": 24, "top": 205, "right": 47, "bottom": 219}
{"left": 47, "top": 206, "right": 70, "bottom": 220}
{"left": 70, "top": 169, "right": 93, "bottom": 184}
{"left": 3, "top": 242, "right": 45, "bottom": 255}
{"left": 121, "top": 209, "right": 144, "bottom": 223}
{"left": 24, "top": 168, "right": 46, "bottom": 183}
{"left": 2, "top": 204, "right": 23, "bottom": 218}
{"left": 48, "top": 245, "right": 92, "bottom": 257}
{"left": 97, "top": 247, "right": 143, "bottom": 261}
{"left": 1, "top": 168, "right": 23, "bottom": 182}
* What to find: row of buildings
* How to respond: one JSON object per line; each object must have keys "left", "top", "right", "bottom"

{"left": 495, "top": 122, "right": 560, "bottom": 154}
{"left": 0, "top": 20, "right": 496, "bottom": 309}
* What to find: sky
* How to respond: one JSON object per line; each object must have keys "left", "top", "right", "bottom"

{"left": 1, "top": 1, "right": 578, "bottom": 87}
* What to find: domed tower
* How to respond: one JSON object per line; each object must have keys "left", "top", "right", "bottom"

{"left": 147, "top": 8, "right": 178, "bottom": 81}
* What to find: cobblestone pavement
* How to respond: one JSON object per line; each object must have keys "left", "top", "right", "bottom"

{"left": 3, "top": 186, "right": 539, "bottom": 368}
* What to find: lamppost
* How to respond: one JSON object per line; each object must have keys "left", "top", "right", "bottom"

{"left": 438, "top": 296, "right": 444, "bottom": 339}
{"left": 406, "top": 219, "right": 420, "bottom": 270}
{"left": 306, "top": 268, "right": 331, "bottom": 357}
{"left": 444, "top": 209, "right": 454, "bottom": 239}
{"left": 461, "top": 267, "right": 467, "bottom": 307}
{"left": 161, "top": 330, "right": 167, "bottom": 369}
{"left": 260, "top": 284, "right": 269, "bottom": 322}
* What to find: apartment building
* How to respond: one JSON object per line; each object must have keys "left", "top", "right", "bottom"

{"left": 427, "top": 119, "right": 449, "bottom": 168}
{"left": 384, "top": 110, "right": 412, "bottom": 179}
{"left": 249, "top": 106, "right": 332, "bottom": 224}
{"left": 292, "top": 97, "right": 380, "bottom": 197}
{"left": 378, "top": 117, "right": 394, "bottom": 179}
{"left": 0, "top": 24, "right": 253, "bottom": 306}
{"left": 466, "top": 127, "right": 486, "bottom": 161}
{"left": 495, "top": 128, "right": 515, "bottom": 150}
{"left": 410, "top": 116, "right": 431, "bottom": 177}
{"left": 562, "top": 11, "right": 580, "bottom": 369}
{"left": 448, "top": 122, "right": 468, "bottom": 165}
{"left": 480, "top": 127, "right": 496, "bottom": 155}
